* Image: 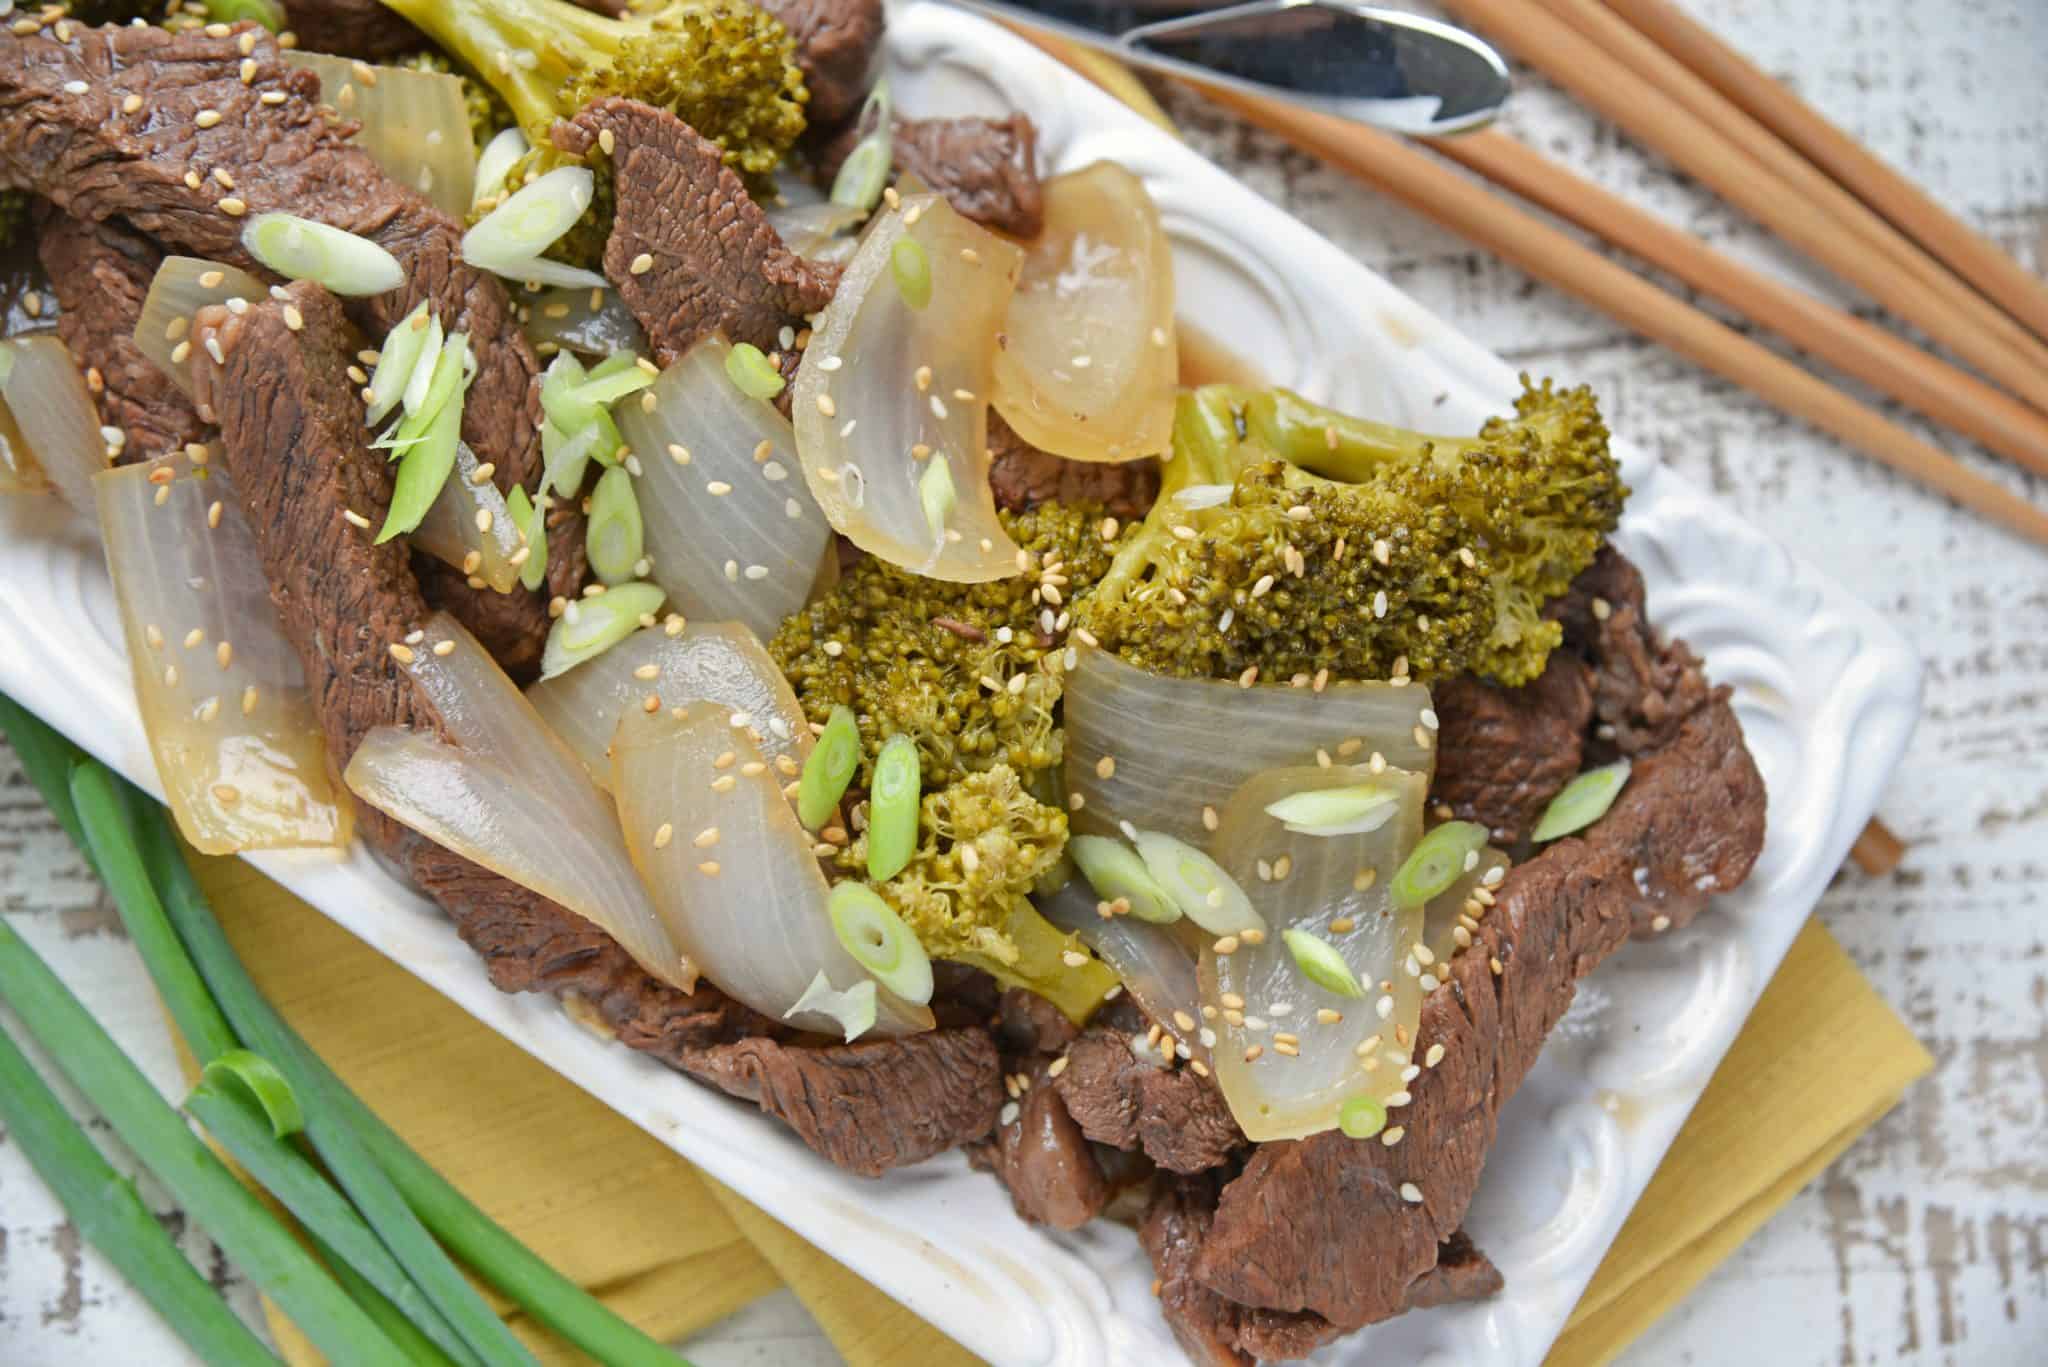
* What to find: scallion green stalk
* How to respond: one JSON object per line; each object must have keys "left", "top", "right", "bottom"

{"left": 0, "top": 918, "right": 407, "bottom": 1364}
{"left": 130, "top": 798, "right": 686, "bottom": 1367}
{"left": 184, "top": 1082, "right": 481, "bottom": 1367}
{"left": 0, "top": 1021, "right": 280, "bottom": 1367}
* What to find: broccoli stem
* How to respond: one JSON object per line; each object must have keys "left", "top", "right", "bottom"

{"left": 1240, "top": 389, "right": 1463, "bottom": 481}
{"left": 377, "top": 0, "right": 627, "bottom": 138}
{"left": 957, "top": 902, "right": 1119, "bottom": 1025}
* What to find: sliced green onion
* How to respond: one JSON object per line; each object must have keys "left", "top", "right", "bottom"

{"left": 830, "top": 79, "right": 892, "bottom": 211}
{"left": 505, "top": 485, "right": 548, "bottom": 591}
{"left": 831, "top": 137, "right": 891, "bottom": 215}
{"left": 201, "top": 1049, "right": 304, "bottom": 1139}
{"left": 1531, "top": 760, "right": 1632, "bottom": 843}
{"left": 1282, "top": 928, "right": 1364, "bottom": 998}
{"left": 472, "top": 127, "right": 528, "bottom": 209}
{"left": 541, "top": 419, "right": 594, "bottom": 498}
{"left": 539, "top": 582, "right": 666, "bottom": 679}
{"left": 570, "top": 354, "right": 655, "bottom": 408}
{"left": 364, "top": 302, "right": 432, "bottom": 427}
{"left": 1263, "top": 783, "right": 1400, "bottom": 837}
{"left": 786, "top": 970, "right": 878, "bottom": 1043}
{"left": 242, "top": 213, "right": 404, "bottom": 297}
{"left": 1390, "top": 820, "right": 1490, "bottom": 909}
{"left": 378, "top": 391, "right": 461, "bottom": 542}
{"left": 539, "top": 351, "right": 592, "bottom": 426}
{"left": 204, "top": 0, "right": 285, "bottom": 30}
{"left": 918, "top": 453, "right": 956, "bottom": 539}
{"left": 797, "top": 704, "right": 860, "bottom": 829}
{"left": 724, "top": 342, "right": 785, "bottom": 401}
{"left": 865, "top": 733, "right": 921, "bottom": 882}
{"left": 827, "top": 883, "right": 934, "bottom": 1005}
{"left": 0, "top": 1025, "right": 277, "bottom": 1366}
{"left": 400, "top": 314, "right": 446, "bottom": 418}
{"left": 1069, "top": 834, "right": 1180, "bottom": 923}
{"left": 890, "top": 236, "right": 932, "bottom": 311}
{"left": 584, "top": 466, "right": 643, "bottom": 585}
{"left": 1132, "top": 829, "right": 1264, "bottom": 935}
{"left": 460, "top": 166, "right": 593, "bottom": 273}
{"left": 1338, "top": 1093, "right": 1387, "bottom": 1140}
{"left": 410, "top": 330, "right": 470, "bottom": 427}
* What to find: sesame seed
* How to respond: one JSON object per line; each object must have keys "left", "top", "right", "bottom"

{"left": 162, "top": 664, "right": 180, "bottom": 687}
{"left": 215, "top": 641, "right": 234, "bottom": 669}
{"left": 211, "top": 783, "right": 241, "bottom": 806}
{"left": 598, "top": 127, "right": 616, "bottom": 155}
{"left": 694, "top": 827, "right": 720, "bottom": 848}
{"left": 653, "top": 822, "right": 674, "bottom": 849}
{"left": 1330, "top": 916, "right": 1357, "bottom": 933}
{"left": 1220, "top": 992, "right": 1246, "bottom": 1010}
{"left": 261, "top": 91, "right": 287, "bottom": 106}
{"left": 388, "top": 643, "right": 416, "bottom": 664}
{"left": 1273, "top": 1031, "right": 1300, "bottom": 1047}
{"left": 1273, "top": 854, "right": 1293, "bottom": 880}
{"left": 195, "top": 108, "right": 223, "bottom": 128}
{"left": 815, "top": 393, "right": 836, "bottom": 418}
{"left": 1490, "top": 956, "right": 1504, "bottom": 976}
{"left": 1376, "top": 995, "right": 1395, "bottom": 1020}
{"left": 283, "top": 306, "right": 304, "bottom": 331}
{"left": 433, "top": 640, "right": 456, "bottom": 657}
{"left": 63, "top": 80, "right": 89, "bottom": 96}
{"left": 1173, "top": 1010, "right": 1197, "bottom": 1033}
{"left": 1382, "top": 1127, "right": 1406, "bottom": 1146}
{"left": 706, "top": 480, "right": 732, "bottom": 496}
{"left": 1214, "top": 935, "right": 1240, "bottom": 955}
{"left": 1272, "top": 1039, "right": 1299, "bottom": 1056}
{"left": 1241, "top": 928, "right": 1266, "bottom": 945}
{"left": 1060, "top": 949, "right": 1089, "bottom": 969}
{"left": 1398, "top": 1182, "right": 1423, "bottom": 1205}
{"left": 710, "top": 774, "right": 737, "bottom": 793}
{"left": 170, "top": 340, "right": 192, "bottom": 365}
{"left": 1592, "top": 596, "right": 1613, "bottom": 621}
{"left": 1094, "top": 755, "right": 1116, "bottom": 780}
{"left": 713, "top": 751, "right": 736, "bottom": 769}
{"left": 999, "top": 1101, "right": 1020, "bottom": 1127}
{"left": 1651, "top": 914, "right": 1672, "bottom": 932}
{"left": 1242, "top": 1045, "right": 1264, "bottom": 1063}
{"left": 241, "top": 686, "right": 260, "bottom": 716}
{"left": 697, "top": 861, "right": 721, "bottom": 876}
{"left": 204, "top": 337, "right": 226, "bottom": 365}
{"left": 218, "top": 197, "right": 247, "bottom": 217}
{"left": 1238, "top": 665, "right": 1260, "bottom": 688}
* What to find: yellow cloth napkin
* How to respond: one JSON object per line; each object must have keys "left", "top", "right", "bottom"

{"left": 180, "top": 849, "right": 1926, "bottom": 1367}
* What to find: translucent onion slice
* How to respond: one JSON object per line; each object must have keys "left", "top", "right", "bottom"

{"left": 610, "top": 704, "right": 933, "bottom": 1038}
{"left": 1422, "top": 846, "right": 1510, "bottom": 967}
{"left": 344, "top": 614, "right": 690, "bottom": 990}
{"left": 614, "top": 336, "right": 833, "bottom": 639}
{"left": 1063, "top": 646, "right": 1436, "bottom": 845}
{"left": 525, "top": 621, "right": 812, "bottom": 789}
{"left": 792, "top": 193, "right": 1026, "bottom": 582}
{"left": 134, "top": 258, "right": 268, "bottom": 401}
{"left": 411, "top": 441, "right": 525, "bottom": 592}
{"left": 518, "top": 285, "right": 648, "bottom": 359}
{"left": 765, "top": 201, "right": 868, "bottom": 259}
{"left": 285, "top": 52, "right": 476, "bottom": 217}
{"left": 1040, "top": 878, "right": 1207, "bottom": 1062}
{"left": 1203, "top": 763, "right": 1429, "bottom": 1142}
{"left": 0, "top": 373, "right": 48, "bottom": 494}
{"left": 0, "top": 336, "right": 107, "bottom": 508}
{"left": 991, "top": 162, "right": 1176, "bottom": 463}
{"left": 96, "top": 461, "right": 350, "bottom": 854}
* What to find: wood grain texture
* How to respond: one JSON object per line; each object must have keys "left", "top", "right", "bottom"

{"left": 2, "top": 0, "right": 2044, "bottom": 1363}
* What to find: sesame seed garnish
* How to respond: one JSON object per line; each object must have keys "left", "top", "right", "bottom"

{"left": 1399, "top": 1182, "right": 1423, "bottom": 1204}
{"left": 261, "top": 91, "right": 287, "bottom": 106}
{"left": 195, "top": 109, "right": 222, "bottom": 128}
{"left": 1382, "top": 1126, "right": 1406, "bottom": 1146}
{"left": 1238, "top": 665, "right": 1260, "bottom": 688}
{"left": 1330, "top": 916, "right": 1357, "bottom": 933}
{"left": 204, "top": 337, "right": 226, "bottom": 365}
{"left": 241, "top": 686, "right": 260, "bottom": 715}
{"left": 1490, "top": 956, "right": 1504, "bottom": 976}
{"left": 1651, "top": 914, "right": 1672, "bottom": 932}
{"left": 693, "top": 826, "right": 720, "bottom": 849}
{"left": 218, "top": 197, "right": 247, "bottom": 217}
{"left": 283, "top": 306, "right": 305, "bottom": 331}
{"left": 62, "top": 79, "right": 89, "bottom": 96}
{"left": 215, "top": 641, "right": 233, "bottom": 668}
{"left": 710, "top": 774, "right": 737, "bottom": 793}
{"left": 815, "top": 393, "right": 836, "bottom": 417}
{"left": 697, "top": 860, "right": 721, "bottom": 876}
{"left": 1214, "top": 935, "right": 1240, "bottom": 955}
{"left": 706, "top": 480, "right": 732, "bottom": 496}
{"left": 1060, "top": 949, "right": 1089, "bottom": 969}
{"left": 1272, "top": 1039, "right": 1299, "bottom": 1056}
{"left": 1242, "top": 1044, "right": 1264, "bottom": 1063}
{"left": 1241, "top": 928, "right": 1266, "bottom": 945}
{"left": 1220, "top": 992, "right": 1246, "bottom": 1010}
{"left": 211, "top": 783, "right": 241, "bottom": 806}
{"left": 162, "top": 664, "right": 180, "bottom": 687}
{"left": 1375, "top": 995, "right": 1394, "bottom": 1020}
{"left": 388, "top": 643, "right": 416, "bottom": 665}
{"left": 1591, "top": 596, "right": 1613, "bottom": 621}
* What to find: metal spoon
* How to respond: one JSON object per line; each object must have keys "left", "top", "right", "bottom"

{"left": 954, "top": 0, "right": 1512, "bottom": 135}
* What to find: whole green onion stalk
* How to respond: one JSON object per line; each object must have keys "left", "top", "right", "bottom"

{"left": 0, "top": 1021, "right": 281, "bottom": 1367}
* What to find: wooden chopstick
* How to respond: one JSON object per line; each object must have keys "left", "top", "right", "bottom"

{"left": 1525, "top": 0, "right": 2048, "bottom": 379}
{"left": 1436, "top": 0, "right": 2048, "bottom": 419}
{"left": 1432, "top": 128, "right": 2048, "bottom": 481}
{"left": 1604, "top": 0, "right": 2048, "bottom": 348}
{"left": 1185, "top": 80, "right": 2048, "bottom": 546}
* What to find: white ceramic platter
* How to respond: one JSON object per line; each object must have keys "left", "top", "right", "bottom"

{"left": 0, "top": 6, "right": 1921, "bottom": 1363}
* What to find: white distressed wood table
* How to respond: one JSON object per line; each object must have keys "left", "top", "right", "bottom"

{"left": 3, "top": 1, "right": 2043, "bottom": 1362}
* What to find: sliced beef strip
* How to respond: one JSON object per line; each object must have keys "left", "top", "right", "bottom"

{"left": 0, "top": 21, "right": 574, "bottom": 643}
{"left": 1549, "top": 548, "right": 1716, "bottom": 757}
{"left": 997, "top": 984, "right": 1081, "bottom": 1056}
{"left": 1054, "top": 1004, "right": 1242, "bottom": 1175}
{"left": 1191, "top": 699, "right": 1764, "bottom": 1331}
{"left": 554, "top": 98, "right": 838, "bottom": 368}
{"left": 1141, "top": 1176, "right": 1501, "bottom": 1366}
{"left": 988, "top": 410, "right": 1160, "bottom": 521}
{"left": 1429, "top": 653, "right": 1596, "bottom": 846}
{"left": 816, "top": 113, "right": 1046, "bottom": 240}
{"left": 757, "top": 0, "right": 884, "bottom": 128}
{"left": 679, "top": 1028, "right": 1000, "bottom": 1178}
{"left": 279, "top": 0, "right": 423, "bottom": 61}
{"left": 967, "top": 1053, "right": 1109, "bottom": 1230}
{"left": 186, "top": 281, "right": 993, "bottom": 1174}
{"left": 33, "top": 207, "right": 207, "bottom": 465}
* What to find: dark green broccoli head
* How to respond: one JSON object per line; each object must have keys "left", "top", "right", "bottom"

{"left": 1076, "top": 378, "right": 1625, "bottom": 688}
{"left": 769, "top": 502, "right": 1132, "bottom": 790}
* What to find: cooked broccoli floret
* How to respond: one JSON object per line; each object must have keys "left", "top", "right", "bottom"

{"left": 770, "top": 502, "right": 1131, "bottom": 791}
{"left": 843, "top": 765, "right": 1117, "bottom": 1023}
{"left": 384, "top": 0, "right": 807, "bottom": 182}
{"left": 1073, "top": 380, "right": 1624, "bottom": 688}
